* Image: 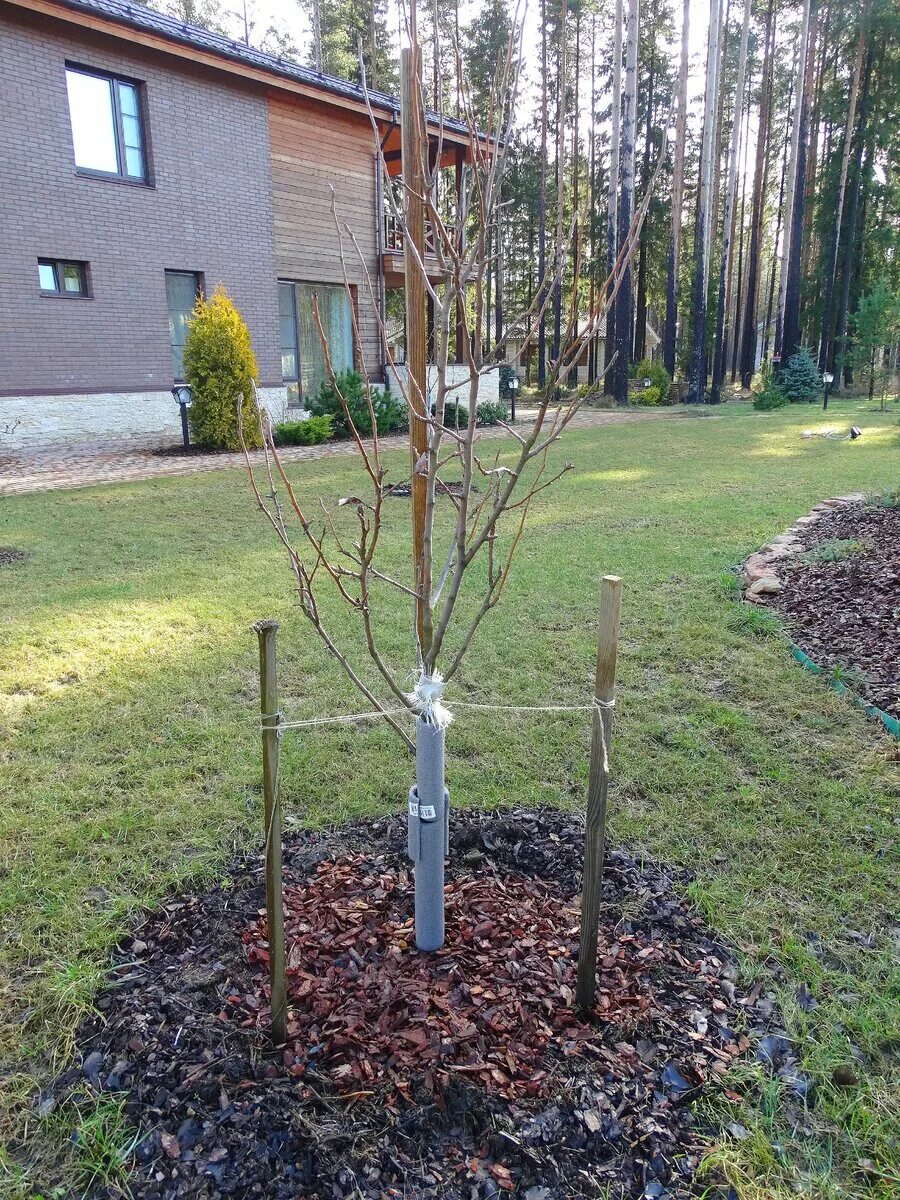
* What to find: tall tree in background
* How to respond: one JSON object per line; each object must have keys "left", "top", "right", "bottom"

{"left": 710, "top": 0, "right": 751, "bottom": 401}
{"left": 299, "top": 0, "right": 397, "bottom": 90}
{"left": 781, "top": 0, "right": 819, "bottom": 365}
{"left": 613, "top": 0, "right": 639, "bottom": 404}
{"left": 605, "top": 0, "right": 624, "bottom": 384}
{"left": 537, "top": 0, "right": 550, "bottom": 387}
{"left": 687, "top": 0, "right": 723, "bottom": 402}
{"left": 818, "top": 11, "right": 867, "bottom": 369}
{"left": 833, "top": 44, "right": 875, "bottom": 386}
{"left": 551, "top": 0, "right": 569, "bottom": 370}
{"left": 738, "top": 0, "right": 775, "bottom": 386}
{"left": 661, "top": 0, "right": 689, "bottom": 379}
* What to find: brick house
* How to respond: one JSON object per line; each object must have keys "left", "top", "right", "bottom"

{"left": 0, "top": 0, "right": 474, "bottom": 448}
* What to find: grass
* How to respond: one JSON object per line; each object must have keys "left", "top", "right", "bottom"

{"left": 1, "top": 397, "right": 898, "bottom": 1198}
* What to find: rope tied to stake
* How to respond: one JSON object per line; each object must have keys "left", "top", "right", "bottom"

{"left": 261, "top": 696, "right": 615, "bottom": 735}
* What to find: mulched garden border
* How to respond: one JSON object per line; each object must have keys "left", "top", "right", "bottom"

{"left": 741, "top": 497, "right": 899, "bottom": 729}
{"left": 57, "top": 809, "right": 797, "bottom": 1200}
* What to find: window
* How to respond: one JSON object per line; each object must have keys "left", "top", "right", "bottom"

{"left": 278, "top": 281, "right": 355, "bottom": 407}
{"left": 38, "top": 258, "right": 89, "bottom": 297}
{"left": 165, "top": 271, "right": 201, "bottom": 381}
{"left": 66, "top": 65, "right": 147, "bottom": 182}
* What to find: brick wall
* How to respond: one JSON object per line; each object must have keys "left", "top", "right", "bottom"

{"left": 0, "top": 7, "right": 282, "bottom": 399}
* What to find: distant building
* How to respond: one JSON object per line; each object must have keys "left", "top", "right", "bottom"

{"left": 0, "top": 0, "right": 474, "bottom": 447}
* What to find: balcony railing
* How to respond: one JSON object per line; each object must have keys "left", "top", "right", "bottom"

{"left": 383, "top": 209, "right": 437, "bottom": 257}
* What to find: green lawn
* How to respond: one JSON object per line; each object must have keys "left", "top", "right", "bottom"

{"left": 1, "top": 399, "right": 898, "bottom": 1199}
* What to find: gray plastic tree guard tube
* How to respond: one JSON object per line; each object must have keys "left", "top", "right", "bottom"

{"left": 408, "top": 715, "right": 450, "bottom": 952}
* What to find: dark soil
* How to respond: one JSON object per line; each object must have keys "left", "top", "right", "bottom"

{"left": 384, "top": 480, "right": 470, "bottom": 499}
{"left": 0, "top": 546, "right": 27, "bottom": 567}
{"left": 771, "top": 502, "right": 899, "bottom": 718}
{"left": 151, "top": 444, "right": 226, "bottom": 458}
{"left": 60, "top": 809, "right": 790, "bottom": 1200}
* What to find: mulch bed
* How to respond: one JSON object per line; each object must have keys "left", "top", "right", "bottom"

{"left": 383, "top": 480, "right": 469, "bottom": 499}
{"left": 60, "top": 809, "right": 789, "bottom": 1199}
{"left": 770, "top": 502, "right": 899, "bottom": 718}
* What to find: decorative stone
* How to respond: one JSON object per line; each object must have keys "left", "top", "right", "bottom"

{"left": 747, "top": 576, "right": 782, "bottom": 597}
{"left": 742, "top": 554, "right": 774, "bottom": 584}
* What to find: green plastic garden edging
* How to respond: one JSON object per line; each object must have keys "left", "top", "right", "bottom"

{"left": 790, "top": 644, "right": 900, "bottom": 739}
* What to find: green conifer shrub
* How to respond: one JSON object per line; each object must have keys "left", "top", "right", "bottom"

{"left": 778, "top": 349, "right": 821, "bottom": 403}
{"left": 183, "top": 286, "right": 261, "bottom": 450}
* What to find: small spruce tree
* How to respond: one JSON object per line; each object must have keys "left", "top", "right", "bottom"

{"left": 184, "top": 286, "right": 261, "bottom": 451}
{"left": 778, "top": 348, "right": 821, "bottom": 404}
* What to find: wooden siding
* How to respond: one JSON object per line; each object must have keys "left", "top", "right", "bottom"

{"left": 268, "top": 93, "right": 382, "bottom": 379}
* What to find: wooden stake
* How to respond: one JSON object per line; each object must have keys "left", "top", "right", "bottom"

{"left": 576, "top": 575, "right": 623, "bottom": 1012}
{"left": 401, "top": 43, "right": 428, "bottom": 655}
{"left": 254, "top": 619, "right": 287, "bottom": 1045}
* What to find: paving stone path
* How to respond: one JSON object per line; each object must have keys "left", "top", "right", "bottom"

{"left": 1, "top": 408, "right": 679, "bottom": 497}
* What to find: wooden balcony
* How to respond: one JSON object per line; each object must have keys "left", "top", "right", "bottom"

{"left": 380, "top": 210, "right": 445, "bottom": 287}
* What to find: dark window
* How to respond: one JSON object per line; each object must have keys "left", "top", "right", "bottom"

{"left": 165, "top": 271, "right": 201, "bottom": 381}
{"left": 38, "top": 258, "right": 89, "bottom": 297}
{"left": 66, "top": 65, "right": 147, "bottom": 183}
{"left": 278, "top": 281, "right": 354, "bottom": 407}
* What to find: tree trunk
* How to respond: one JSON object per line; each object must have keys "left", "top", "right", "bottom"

{"left": 775, "top": 21, "right": 808, "bottom": 360}
{"left": 710, "top": 0, "right": 751, "bottom": 402}
{"left": 634, "top": 14, "right": 655, "bottom": 365}
{"left": 662, "top": 0, "right": 690, "bottom": 379}
{"left": 537, "top": 0, "right": 548, "bottom": 388}
{"left": 687, "top": 0, "right": 723, "bottom": 403}
{"left": 781, "top": 0, "right": 820, "bottom": 366}
{"left": 613, "top": 0, "right": 639, "bottom": 405}
{"left": 552, "top": 1, "right": 568, "bottom": 375}
{"left": 738, "top": 0, "right": 775, "bottom": 387}
{"left": 605, "top": 0, "right": 624, "bottom": 386}
{"left": 818, "top": 16, "right": 867, "bottom": 369}
{"left": 838, "top": 129, "right": 874, "bottom": 386}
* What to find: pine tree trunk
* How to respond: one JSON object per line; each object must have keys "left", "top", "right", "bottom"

{"left": 537, "top": 0, "right": 548, "bottom": 388}
{"left": 662, "top": 0, "right": 690, "bottom": 379}
{"left": 818, "top": 17, "right": 867, "bottom": 369}
{"left": 738, "top": 0, "right": 775, "bottom": 387}
{"left": 605, "top": 0, "right": 624, "bottom": 386}
{"left": 687, "top": 0, "right": 723, "bottom": 403}
{"left": 782, "top": 0, "right": 820, "bottom": 366}
{"left": 710, "top": 0, "right": 751, "bottom": 401}
{"left": 552, "top": 1, "right": 568, "bottom": 374}
{"left": 613, "top": 0, "right": 639, "bottom": 405}
{"left": 634, "top": 20, "right": 655, "bottom": 365}
{"left": 774, "top": 25, "right": 807, "bottom": 359}
{"left": 801, "top": 2, "right": 831, "bottom": 302}
{"left": 839, "top": 130, "right": 874, "bottom": 387}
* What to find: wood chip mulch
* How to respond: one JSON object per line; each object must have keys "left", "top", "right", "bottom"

{"left": 59, "top": 809, "right": 776, "bottom": 1200}
{"left": 242, "top": 861, "right": 660, "bottom": 1100}
{"left": 770, "top": 501, "right": 900, "bottom": 718}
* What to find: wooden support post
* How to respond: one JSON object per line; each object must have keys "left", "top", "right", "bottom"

{"left": 454, "top": 144, "right": 467, "bottom": 364}
{"left": 401, "top": 44, "right": 428, "bottom": 655}
{"left": 254, "top": 619, "right": 287, "bottom": 1045}
{"left": 576, "top": 575, "right": 623, "bottom": 1012}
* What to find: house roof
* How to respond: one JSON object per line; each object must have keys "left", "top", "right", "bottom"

{"left": 13, "top": 0, "right": 471, "bottom": 141}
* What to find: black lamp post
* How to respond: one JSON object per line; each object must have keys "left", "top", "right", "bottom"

{"left": 172, "top": 385, "right": 192, "bottom": 447}
{"left": 508, "top": 374, "right": 519, "bottom": 422}
{"left": 822, "top": 370, "right": 834, "bottom": 411}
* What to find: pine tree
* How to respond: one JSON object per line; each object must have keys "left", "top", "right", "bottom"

{"left": 299, "top": 0, "right": 397, "bottom": 91}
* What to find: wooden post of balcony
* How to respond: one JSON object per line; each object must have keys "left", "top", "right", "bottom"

{"left": 455, "top": 144, "right": 466, "bottom": 364}
{"left": 401, "top": 43, "right": 428, "bottom": 656}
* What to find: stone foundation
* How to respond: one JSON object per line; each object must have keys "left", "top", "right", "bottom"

{"left": 0, "top": 387, "right": 289, "bottom": 450}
